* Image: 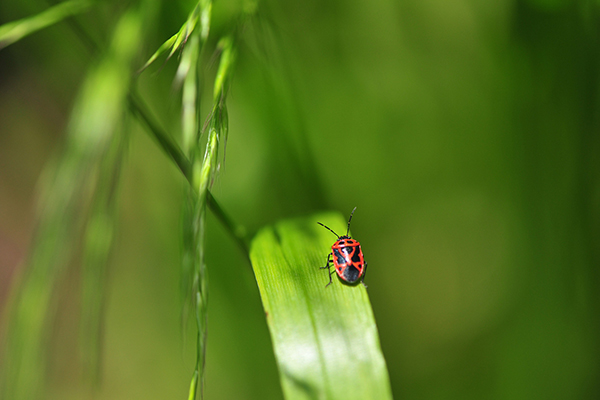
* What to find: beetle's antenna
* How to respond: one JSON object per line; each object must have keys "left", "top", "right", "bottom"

{"left": 317, "top": 222, "right": 340, "bottom": 238}
{"left": 346, "top": 207, "right": 357, "bottom": 236}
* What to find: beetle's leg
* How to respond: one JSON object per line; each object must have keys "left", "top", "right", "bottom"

{"left": 361, "top": 262, "right": 368, "bottom": 288}
{"left": 320, "top": 253, "right": 332, "bottom": 269}
{"left": 325, "top": 270, "right": 333, "bottom": 287}
{"left": 321, "top": 253, "right": 334, "bottom": 287}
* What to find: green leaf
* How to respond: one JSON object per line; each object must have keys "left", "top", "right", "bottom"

{"left": 0, "top": 0, "right": 91, "bottom": 50}
{"left": 250, "top": 212, "right": 393, "bottom": 400}
{"left": 138, "top": 0, "right": 215, "bottom": 75}
{"left": 137, "top": 16, "right": 195, "bottom": 72}
{"left": 137, "top": 30, "right": 178, "bottom": 72}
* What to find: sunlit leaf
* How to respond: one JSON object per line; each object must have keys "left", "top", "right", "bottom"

{"left": 250, "top": 212, "right": 393, "bottom": 400}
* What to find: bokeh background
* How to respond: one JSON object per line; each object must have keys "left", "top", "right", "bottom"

{"left": 1, "top": 0, "right": 599, "bottom": 399}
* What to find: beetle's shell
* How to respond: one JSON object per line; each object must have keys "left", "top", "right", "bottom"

{"left": 331, "top": 237, "right": 364, "bottom": 283}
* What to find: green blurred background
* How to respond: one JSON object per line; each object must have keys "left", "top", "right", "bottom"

{"left": 1, "top": 0, "right": 599, "bottom": 399}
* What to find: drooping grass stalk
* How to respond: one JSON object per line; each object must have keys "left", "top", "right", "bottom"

{"left": 137, "top": 29, "right": 244, "bottom": 394}
{"left": 128, "top": 90, "right": 193, "bottom": 179}
{"left": 132, "top": 20, "right": 249, "bottom": 391}
{"left": 143, "top": 1, "right": 221, "bottom": 397}
{"left": 182, "top": 13, "right": 241, "bottom": 400}
{"left": 128, "top": 90, "right": 248, "bottom": 257}
{"left": 182, "top": 26, "right": 209, "bottom": 400}
{"left": 129, "top": 92, "right": 248, "bottom": 260}
{"left": 1, "top": 8, "right": 144, "bottom": 399}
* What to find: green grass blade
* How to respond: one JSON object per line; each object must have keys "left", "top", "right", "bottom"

{"left": 0, "top": 0, "right": 91, "bottom": 50}
{"left": 167, "top": 4, "right": 200, "bottom": 60}
{"left": 213, "top": 35, "right": 235, "bottom": 102}
{"left": 250, "top": 212, "right": 393, "bottom": 400}
{"left": 179, "top": 31, "right": 200, "bottom": 153}
{"left": 198, "top": 0, "right": 212, "bottom": 42}
{"left": 138, "top": 3, "right": 201, "bottom": 72}
{"left": 137, "top": 31, "right": 178, "bottom": 72}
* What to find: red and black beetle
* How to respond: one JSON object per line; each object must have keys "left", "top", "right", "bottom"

{"left": 317, "top": 207, "right": 367, "bottom": 288}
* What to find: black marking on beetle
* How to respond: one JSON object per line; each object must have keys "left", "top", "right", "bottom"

{"left": 343, "top": 264, "right": 360, "bottom": 282}
{"left": 351, "top": 245, "right": 362, "bottom": 263}
{"left": 333, "top": 248, "right": 345, "bottom": 265}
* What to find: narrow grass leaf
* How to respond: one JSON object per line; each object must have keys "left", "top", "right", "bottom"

{"left": 179, "top": 31, "right": 200, "bottom": 153}
{"left": 212, "top": 36, "right": 235, "bottom": 102}
{"left": 250, "top": 212, "right": 393, "bottom": 400}
{"left": 187, "top": 370, "right": 199, "bottom": 400}
{"left": 137, "top": 31, "right": 178, "bottom": 72}
{"left": 198, "top": 0, "right": 212, "bottom": 42}
{"left": 138, "top": 3, "right": 201, "bottom": 72}
{"left": 166, "top": 5, "right": 200, "bottom": 60}
{"left": 0, "top": 0, "right": 91, "bottom": 50}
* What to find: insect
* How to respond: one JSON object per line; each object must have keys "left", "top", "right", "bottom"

{"left": 317, "top": 207, "right": 367, "bottom": 288}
